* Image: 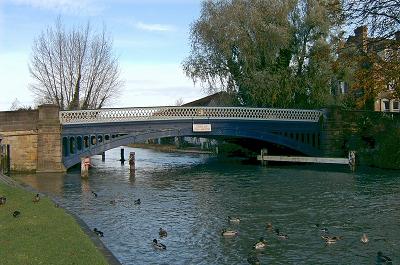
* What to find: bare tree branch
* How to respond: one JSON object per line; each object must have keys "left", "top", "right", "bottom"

{"left": 29, "top": 18, "right": 123, "bottom": 110}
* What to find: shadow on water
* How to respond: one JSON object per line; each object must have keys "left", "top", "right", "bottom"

{"left": 13, "top": 147, "right": 400, "bottom": 265}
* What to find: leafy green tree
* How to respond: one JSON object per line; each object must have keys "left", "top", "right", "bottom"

{"left": 183, "top": 0, "right": 342, "bottom": 108}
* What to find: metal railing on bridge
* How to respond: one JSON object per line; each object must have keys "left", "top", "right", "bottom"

{"left": 59, "top": 107, "right": 323, "bottom": 125}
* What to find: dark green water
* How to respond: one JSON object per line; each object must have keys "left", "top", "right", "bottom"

{"left": 15, "top": 147, "right": 400, "bottom": 265}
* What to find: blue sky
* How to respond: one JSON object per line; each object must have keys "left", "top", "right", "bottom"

{"left": 0, "top": 0, "right": 205, "bottom": 110}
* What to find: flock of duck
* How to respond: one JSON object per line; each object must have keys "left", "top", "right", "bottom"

{"left": 1, "top": 190, "right": 394, "bottom": 264}
{"left": 86, "top": 191, "right": 393, "bottom": 264}
{"left": 0, "top": 193, "right": 41, "bottom": 219}
{"left": 220, "top": 217, "right": 393, "bottom": 264}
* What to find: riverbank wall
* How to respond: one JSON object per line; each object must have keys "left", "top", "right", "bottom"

{"left": 322, "top": 108, "right": 400, "bottom": 169}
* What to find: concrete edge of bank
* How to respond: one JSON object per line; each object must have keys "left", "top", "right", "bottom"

{"left": 0, "top": 173, "right": 122, "bottom": 265}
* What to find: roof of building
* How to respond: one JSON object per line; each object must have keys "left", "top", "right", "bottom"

{"left": 182, "top": 91, "right": 237, "bottom": 107}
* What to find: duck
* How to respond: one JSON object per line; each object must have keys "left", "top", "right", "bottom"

{"left": 376, "top": 251, "right": 392, "bottom": 264}
{"left": 159, "top": 228, "right": 168, "bottom": 237}
{"left": 275, "top": 228, "right": 288, "bottom": 240}
{"left": 91, "top": 191, "right": 98, "bottom": 197}
{"left": 321, "top": 235, "right": 343, "bottom": 244}
{"left": 13, "top": 210, "right": 20, "bottom": 218}
{"left": 153, "top": 239, "right": 166, "bottom": 250}
{"left": 93, "top": 228, "right": 104, "bottom": 237}
{"left": 315, "top": 224, "right": 328, "bottom": 233}
{"left": 247, "top": 255, "right": 260, "bottom": 265}
{"left": 228, "top": 216, "right": 240, "bottom": 224}
{"left": 110, "top": 200, "right": 116, "bottom": 205}
{"left": 134, "top": 199, "right": 141, "bottom": 205}
{"left": 32, "top": 193, "right": 40, "bottom": 203}
{"left": 253, "top": 237, "right": 267, "bottom": 250}
{"left": 266, "top": 222, "right": 273, "bottom": 231}
{"left": 0, "top": 196, "right": 6, "bottom": 205}
{"left": 221, "top": 229, "right": 238, "bottom": 237}
{"left": 360, "top": 233, "right": 369, "bottom": 244}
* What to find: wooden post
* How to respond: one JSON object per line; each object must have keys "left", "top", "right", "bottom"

{"left": 348, "top": 150, "right": 356, "bottom": 171}
{"left": 81, "top": 156, "right": 90, "bottom": 178}
{"left": 129, "top": 152, "right": 135, "bottom": 177}
{"left": 120, "top": 148, "right": 125, "bottom": 164}
{"left": 260, "top": 149, "right": 268, "bottom": 166}
{"left": 101, "top": 152, "right": 105, "bottom": 162}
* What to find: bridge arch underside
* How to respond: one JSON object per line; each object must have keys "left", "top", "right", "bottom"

{"left": 61, "top": 119, "right": 322, "bottom": 169}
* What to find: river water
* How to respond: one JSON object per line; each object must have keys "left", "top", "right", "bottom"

{"left": 14, "top": 147, "right": 400, "bottom": 265}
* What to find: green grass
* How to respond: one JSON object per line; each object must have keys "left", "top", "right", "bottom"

{"left": 0, "top": 182, "right": 109, "bottom": 265}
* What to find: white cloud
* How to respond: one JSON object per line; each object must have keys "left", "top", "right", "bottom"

{"left": 135, "top": 21, "right": 176, "bottom": 32}
{"left": 117, "top": 62, "right": 204, "bottom": 107}
{"left": 6, "top": 0, "right": 103, "bottom": 15}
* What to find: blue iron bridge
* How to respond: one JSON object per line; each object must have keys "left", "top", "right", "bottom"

{"left": 60, "top": 106, "right": 324, "bottom": 169}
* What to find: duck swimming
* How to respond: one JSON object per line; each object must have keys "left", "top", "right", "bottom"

{"left": 153, "top": 239, "right": 166, "bottom": 250}
{"left": 159, "top": 228, "right": 167, "bottom": 237}
{"left": 91, "top": 191, "right": 98, "bottom": 197}
{"left": 376, "top": 251, "right": 392, "bottom": 264}
{"left": 0, "top": 196, "right": 6, "bottom": 205}
{"left": 322, "top": 235, "right": 343, "bottom": 244}
{"left": 275, "top": 228, "right": 288, "bottom": 240}
{"left": 32, "top": 193, "right": 40, "bottom": 203}
{"left": 266, "top": 222, "right": 273, "bottom": 231}
{"left": 360, "top": 233, "right": 369, "bottom": 244}
{"left": 93, "top": 228, "right": 104, "bottom": 237}
{"left": 253, "top": 237, "right": 267, "bottom": 250}
{"left": 315, "top": 224, "right": 328, "bottom": 233}
{"left": 134, "top": 199, "right": 141, "bottom": 205}
{"left": 221, "top": 229, "right": 238, "bottom": 237}
{"left": 228, "top": 216, "right": 240, "bottom": 224}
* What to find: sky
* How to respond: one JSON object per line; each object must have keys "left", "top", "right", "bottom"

{"left": 0, "top": 0, "right": 205, "bottom": 110}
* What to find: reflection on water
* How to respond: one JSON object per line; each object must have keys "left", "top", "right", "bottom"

{"left": 14, "top": 147, "right": 400, "bottom": 265}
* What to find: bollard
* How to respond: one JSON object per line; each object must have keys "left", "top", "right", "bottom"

{"left": 129, "top": 152, "right": 135, "bottom": 177}
{"left": 101, "top": 152, "right": 105, "bottom": 162}
{"left": 120, "top": 148, "right": 125, "bottom": 164}
{"left": 81, "top": 156, "right": 91, "bottom": 178}
{"left": 260, "top": 149, "right": 268, "bottom": 166}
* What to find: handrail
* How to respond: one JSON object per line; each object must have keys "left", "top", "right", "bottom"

{"left": 59, "top": 106, "right": 323, "bottom": 125}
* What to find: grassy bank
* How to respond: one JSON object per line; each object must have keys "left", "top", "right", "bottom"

{"left": 0, "top": 181, "right": 108, "bottom": 265}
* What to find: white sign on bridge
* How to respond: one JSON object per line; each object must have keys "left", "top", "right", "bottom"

{"left": 193, "top": 124, "right": 212, "bottom": 132}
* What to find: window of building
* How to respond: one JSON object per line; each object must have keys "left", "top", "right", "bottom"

{"left": 393, "top": 101, "right": 400, "bottom": 111}
{"left": 388, "top": 80, "right": 395, "bottom": 91}
{"left": 383, "top": 100, "right": 390, "bottom": 111}
{"left": 340, "top": 81, "right": 349, "bottom": 94}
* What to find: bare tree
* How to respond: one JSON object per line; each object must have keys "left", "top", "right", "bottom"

{"left": 29, "top": 18, "right": 123, "bottom": 110}
{"left": 344, "top": 0, "right": 400, "bottom": 39}
{"left": 174, "top": 98, "right": 184, "bottom": 106}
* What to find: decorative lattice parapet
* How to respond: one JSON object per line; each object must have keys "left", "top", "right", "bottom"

{"left": 59, "top": 107, "right": 323, "bottom": 125}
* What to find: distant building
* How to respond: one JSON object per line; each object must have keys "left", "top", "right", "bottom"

{"left": 338, "top": 26, "right": 400, "bottom": 112}
{"left": 182, "top": 91, "right": 237, "bottom": 107}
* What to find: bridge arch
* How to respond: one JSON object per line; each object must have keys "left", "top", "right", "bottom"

{"left": 62, "top": 119, "right": 322, "bottom": 169}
